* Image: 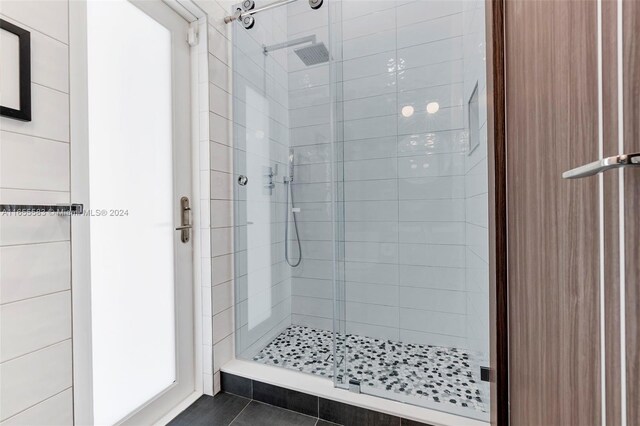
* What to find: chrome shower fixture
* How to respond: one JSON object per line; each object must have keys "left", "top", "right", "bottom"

{"left": 225, "top": 0, "right": 323, "bottom": 30}
{"left": 284, "top": 149, "right": 301, "bottom": 267}
{"left": 263, "top": 35, "right": 330, "bottom": 66}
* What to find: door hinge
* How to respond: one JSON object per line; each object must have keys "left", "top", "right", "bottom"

{"left": 187, "top": 23, "right": 199, "bottom": 47}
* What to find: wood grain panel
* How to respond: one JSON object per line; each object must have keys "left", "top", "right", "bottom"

{"left": 623, "top": 0, "right": 640, "bottom": 422}
{"left": 602, "top": 1, "right": 621, "bottom": 424}
{"left": 505, "top": 0, "right": 601, "bottom": 424}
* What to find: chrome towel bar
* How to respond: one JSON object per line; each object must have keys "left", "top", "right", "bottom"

{"left": 0, "top": 204, "right": 84, "bottom": 215}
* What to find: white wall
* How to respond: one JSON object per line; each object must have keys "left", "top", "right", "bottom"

{"left": 0, "top": 1, "right": 74, "bottom": 423}
{"left": 191, "top": 0, "right": 235, "bottom": 396}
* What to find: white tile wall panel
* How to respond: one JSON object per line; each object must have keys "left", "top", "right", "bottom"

{"left": 397, "top": 130, "right": 467, "bottom": 156}
{"left": 399, "top": 309, "right": 466, "bottom": 337}
{"left": 345, "top": 282, "right": 399, "bottom": 306}
{"left": 343, "top": 73, "right": 396, "bottom": 101}
{"left": 0, "top": 341, "right": 72, "bottom": 421}
{"left": 342, "top": 9, "right": 396, "bottom": 41}
{"left": 0, "top": 188, "right": 69, "bottom": 205}
{"left": 344, "top": 179, "right": 397, "bottom": 201}
{"left": 0, "top": 215, "right": 70, "bottom": 247}
{"left": 0, "top": 1, "right": 68, "bottom": 43}
{"left": 398, "top": 60, "right": 464, "bottom": 92}
{"left": 397, "top": 153, "right": 466, "bottom": 178}
{"left": 397, "top": 37, "right": 463, "bottom": 71}
{"left": 343, "top": 136, "right": 397, "bottom": 161}
{"left": 345, "top": 261, "right": 399, "bottom": 286}
{"left": 395, "top": 0, "right": 463, "bottom": 27}
{"left": 0, "top": 85, "right": 69, "bottom": 143}
{"left": 0, "top": 292, "right": 71, "bottom": 362}
{"left": 344, "top": 221, "right": 399, "bottom": 243}
{"left": 399, "top": 287, "right": 466, "bottom": 314}
{"left": 291, "top": 278, "right": 333, "bottom": 299}
{"left": 343, "top": 29, "right": 396, "bottom": 61}
{"left": 399, "top": 199, "right": 465, "bottom": 222}
{"left": 0, "top": 388, "right": 72, "bottom": 426}
{"left": 399, "top": 243, "right": 465, "bottom": 268}
{"left": 398, "top": 176, "right": 465, "bottom": 200}
{"left": 398, "top": 265, "right": 466, "bottom": 291}
{"left": 396, "top": 13, "right": 463, "bottom": 50}
{"left": 0, "top": 242, "right": 70, "bottom": 305}
{"left": 0, "top": 132, "right": 69, "bottom": 192}
{"left": 398, "top": 222, "right": 466, "bottom": 245}
{"left": 344, "top": 241, "right": 398, "bottom": 264}
{"left": 343, "top": 115, "right": 397, "bottom": 140}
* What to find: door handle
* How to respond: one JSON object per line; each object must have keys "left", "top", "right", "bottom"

{"left": 562, "top": 152, "right": 640, "bottom": 179}
{"left": 175, "top": 196, "right": 191, "bottom": 243}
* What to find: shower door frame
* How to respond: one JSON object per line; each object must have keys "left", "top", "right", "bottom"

{"left": 485, "top": 0, "right": 509, "bottom": 424}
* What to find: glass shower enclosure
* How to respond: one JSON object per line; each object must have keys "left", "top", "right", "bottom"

{"left": 231, "top": 0, "right": 490, "bottom": 420}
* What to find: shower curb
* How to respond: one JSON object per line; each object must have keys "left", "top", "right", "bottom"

{"left": 220, "top": 372, "right": 433, "bottom": 426}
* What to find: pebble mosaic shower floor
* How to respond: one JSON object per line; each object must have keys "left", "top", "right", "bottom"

{"left": 252, "top": 325, "right": 487, "bottom": 414}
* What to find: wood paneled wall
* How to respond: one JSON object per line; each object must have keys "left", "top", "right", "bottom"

{"left": 504, "top": 0, "right": 602, "bottom": 424}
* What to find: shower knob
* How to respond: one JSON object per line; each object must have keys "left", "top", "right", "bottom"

{"left": 238, "top": 175, "right": 249, "bottom": 186}
{"left": 242, "top": 0, "right": 255, "bottom": 10}
{"left": 309, "top": 0, "right": 323, "bottom": 9}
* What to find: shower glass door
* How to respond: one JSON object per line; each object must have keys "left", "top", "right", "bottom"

{"left": 332, "top": 0, "right": 491, "bottom": 421}
{"left": 231, "top": 0, "right": 491, "bottom": 421}
{"left": 231, "top": 0, "right": 335, "bottom": 362}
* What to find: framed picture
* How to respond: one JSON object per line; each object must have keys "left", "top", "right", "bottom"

{"left": 0, "top": 19, "right": 31, "bottom": 121}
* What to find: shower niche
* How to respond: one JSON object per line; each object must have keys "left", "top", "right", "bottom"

{"left": 230, "top": 0, "right": 491, "bottom": 421}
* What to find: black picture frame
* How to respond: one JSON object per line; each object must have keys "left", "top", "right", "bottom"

{"left": 0, "top": 19, "right": 31, "bottom": 122}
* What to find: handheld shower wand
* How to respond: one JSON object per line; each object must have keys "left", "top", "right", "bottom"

{"left": 284, "top": 149, "right": 302, "bottom": 267}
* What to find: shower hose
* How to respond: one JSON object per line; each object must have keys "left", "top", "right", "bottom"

{"left": 284, "top": 179, "right": 302, "bottom": 267}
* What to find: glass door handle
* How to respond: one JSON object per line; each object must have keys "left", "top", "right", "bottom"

{"left": 562, "top": 152, "right": 640, "bottom": 179}
{"left": 175, "top": 196, "right": 191, "bottom": 243}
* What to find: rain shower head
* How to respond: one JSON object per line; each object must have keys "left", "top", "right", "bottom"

{"left": 263, "top": 35, "right": 329, "bottom": 66}
{"left": 294, "top": 43, "right": 329, "bottom": 66}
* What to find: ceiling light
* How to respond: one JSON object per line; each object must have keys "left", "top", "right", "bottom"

{"left": 426, "top": 102, "right": 439, "bottom": 114}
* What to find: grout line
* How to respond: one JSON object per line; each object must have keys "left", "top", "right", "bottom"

{"left": 0, "top": 239, "right": 71, "bottom": 249}
{"left": 0, "top": 288, "right": 70, "bottom": 307}
{"left": 227, "top": 398, "right": 252, "bottom": 425}
{"left": 32, "top": 81, "right": 69, "bottom": 96}
{"left": 0, "top": 129, "right": 70, "bottom": 145}
{"left": 0, "top": 338, "right": 71, "bottom": 364}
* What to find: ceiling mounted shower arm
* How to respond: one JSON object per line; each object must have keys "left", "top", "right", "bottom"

{"left": 224, "top": 0, "right": 323, "bottom": 27}
{"left": 263, "top": 35, "right": 316, "bottom": 54}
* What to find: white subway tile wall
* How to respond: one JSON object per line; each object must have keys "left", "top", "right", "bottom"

{"left": 287, "top": 0, "right": 490, "bottom": 357}
{"left": 0, "top": 2, "right": 73, "bottom": 422}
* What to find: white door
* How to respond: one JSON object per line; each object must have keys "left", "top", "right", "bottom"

{"left": 70, "top": 0, "right": 195, "bottom": 424}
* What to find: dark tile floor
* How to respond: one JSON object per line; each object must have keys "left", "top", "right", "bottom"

{"left": 168, "top": 393, "right": 339, "bottom": 426}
